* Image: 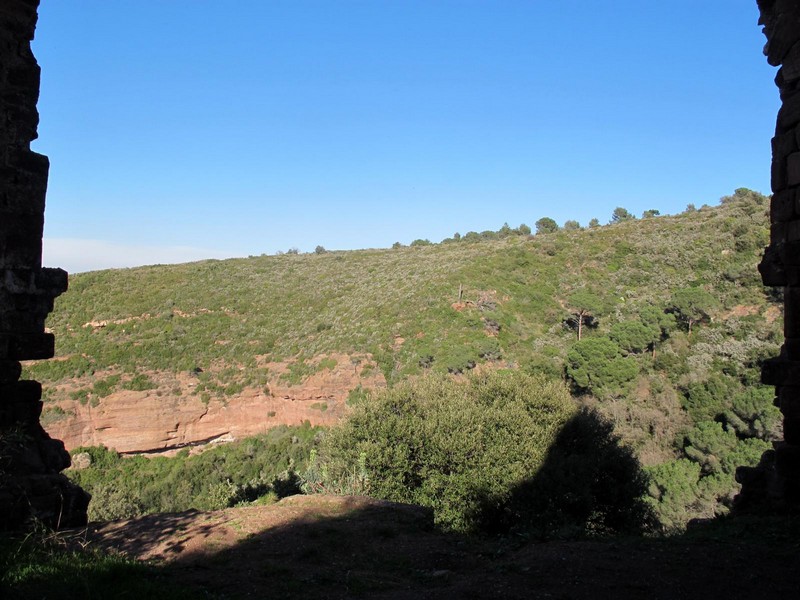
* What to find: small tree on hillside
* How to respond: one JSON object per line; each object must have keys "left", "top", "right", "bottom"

{"left": 535, "top": 217, "right": 559, "bottom": 235}
{"left": 588, "top": 218, "right": 600, "bottom": 228}
{"left": 642, "top": 209, "right": 660, "bottom": 218}
{"left": 563, "top": 220, "right": 581, "bottom": 231}
{"left": 517, "top": 223, "right": 532, "bottom": 236}
{"left": 668, "top": 287, "right": 719, "bottom": 337}
{"left": 638, "top": 305, "right": 676, "bottom": 357}
{"left": 566, "top": 290, "right": 603, "bottom": 340}
{"left": 611, "top": 207, "right": 635, "bottom": 223}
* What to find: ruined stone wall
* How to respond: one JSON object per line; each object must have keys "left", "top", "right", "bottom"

{"left": 738, "top": 0, "right": 800, "bottom": 509}
{"left": 0, "top": 0, "right": 87, "bottom": 529}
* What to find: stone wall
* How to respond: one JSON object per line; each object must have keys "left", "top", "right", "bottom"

{"left": 737, "top": 0, "right": 800, "bottom": 510}
{"left": 0, "top": 0, "right": 87, "bottom": 529}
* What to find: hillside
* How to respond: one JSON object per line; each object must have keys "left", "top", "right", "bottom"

{"left": 25, "top": 188, "right": 782, "bottom": 528}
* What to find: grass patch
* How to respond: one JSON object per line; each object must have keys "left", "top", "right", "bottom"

{"left": 0, "top": 531, "right": 201, "bottom": 600}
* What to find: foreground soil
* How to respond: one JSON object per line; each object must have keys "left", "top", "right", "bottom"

{"left": 79, "top": 495, "right": 800, "bottom": 599}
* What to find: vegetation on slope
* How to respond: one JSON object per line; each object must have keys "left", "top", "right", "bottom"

{"left": 68, "top": 424, "right": 320, "bottom": 522}
{"left": 23, "top": 187, "right": 782, "bottom": 531}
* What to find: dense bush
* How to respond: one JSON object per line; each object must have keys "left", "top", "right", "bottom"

{"left": 315, "top": 371, "right": 653, "bottom": 536}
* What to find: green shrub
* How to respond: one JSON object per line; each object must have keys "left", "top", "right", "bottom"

{"left": 565, "top": 337, "right": 638, "bottom": 398}
{"left": 122, "top": 372, "right": 157, "bottom": 391}
{"left": 315, "top": 371, "right": 650, "bottom": 535}
{"left": 68, "top": 425, "right": 320, "bottom": 519}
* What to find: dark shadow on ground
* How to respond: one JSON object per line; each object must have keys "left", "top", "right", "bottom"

{"left": 79, "top": 496, "right": 800, "bottom": 600}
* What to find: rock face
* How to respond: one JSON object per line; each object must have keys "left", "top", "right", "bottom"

{"left": 45, "top": 354, "right": 386, "bottom": 454}
{"left": 737, "top": 0, "right": 800, "bottom": 511}
{"left": 0, "top": 0, "right": 88, "bottom": 529}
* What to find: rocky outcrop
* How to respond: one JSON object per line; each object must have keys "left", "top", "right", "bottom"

{"left": 45, "top": 354, "right": 385, "bottom": 454}
{"left": 0, "top": 0, "right": 88, "bottom": 529}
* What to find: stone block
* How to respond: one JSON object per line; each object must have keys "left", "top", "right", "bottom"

{"left": 772, "top": 189, "right": 796, "bottom": 223}
{"left": 772, "top": 154, "right": 788, "bottom": 190}
{"left": 0, "top": 310, "right": 45, "bottom": 333}
{"left": 772, "top": 221, "right": 788, "bottom": 245}
{"left": 788, "top": 152, "right": 800, "bottom": 186}
{"left": 762, "top": 357, "right": 800, "bottom": 386}
{"left": 781, "top": 239, "right": 800, "bottom": 265}
{"left": 786, "top": 417, "right": 800, "bottom": 445}
{"left": 784, "top": 42, "right": 800, "bottom": 82}
{"left": 775, "top": 130, "right": 799, "bottom": 160}
{"left": 785, "top": 337, "right": 800, "bottom": 360}
{"left": 0, "top": 332, "right": 54, "bottom": 360}
{"left": 762, "top": 2, "right": 800, "bottom": 67}
{"left": 787, "top": 265, "right": 800, "bottom": 286}
{"left": 0, "top": 379, "right": 41, "bottom": 403}
{"left": 779, "top": 386, "right": 800, "bottom": 418}
{"left": 0, "top": 214, "right": 42, "bottom": 268}
{"left": 36, "top": 267, "right": 67, "bottom": 294}
{"left": 778, "top": 89, "right": 800, "bottom": 133}
{"left": 0, "top": 360, "right": 20, "bottom": 383}
{"left": 786, "top": 287, "right": 800, "bottom": 336}
{"left": 1, "top": 267, "right": 37, "bottom": 294}
{"left": 789, "top": 219, "right": 800, "bottom": 241}
{"left": 775, "top": 442, "right": 800, "bottom": 476}
{"left": 759, "top": 246, "right": 788, "bottom": 286}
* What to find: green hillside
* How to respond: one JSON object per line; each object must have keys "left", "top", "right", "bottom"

{"left": 26, "top": 188, "right": 783, "bottom": 529}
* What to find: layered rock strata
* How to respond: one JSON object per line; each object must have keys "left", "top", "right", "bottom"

{"left": 0, "top": 0, "right": 88, "bottom": 528}
{"left": 737, "top": 0, "right": 800, "bottom": 510}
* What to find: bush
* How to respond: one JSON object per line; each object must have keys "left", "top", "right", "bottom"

{"left": 566, "top": 337, "right": 638, "bottom": 397}
{"left": 315, "top": 371, "right": 650, "bottom": 535}
{"left": 480, "top": 408, "right": 656, "bottom": 537}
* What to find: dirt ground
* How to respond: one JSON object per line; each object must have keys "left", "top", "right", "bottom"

{"left": 85, "top": 495, "right": 800, "bottom": 599}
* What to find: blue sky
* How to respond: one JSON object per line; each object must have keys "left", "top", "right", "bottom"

{"left": 33, "top": 1, "right": 777, "bottom": 272}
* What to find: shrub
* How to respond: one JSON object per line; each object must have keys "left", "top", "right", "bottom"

{"left": 316, "top": 371, "right": 652, "bottom": 535}
{"left": 565, "top": 337, "right": 638, "bottom": 398}
{"left": 480, "top": 408, "right": 656, "bottom": 537}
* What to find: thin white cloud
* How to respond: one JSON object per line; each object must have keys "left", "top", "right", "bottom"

{"left": 43, "top": 238, "right": 238, "bottom": 273}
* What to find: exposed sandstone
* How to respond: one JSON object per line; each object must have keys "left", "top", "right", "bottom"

{"left": 44, "top": 353, "right": 386, "bottom": 454}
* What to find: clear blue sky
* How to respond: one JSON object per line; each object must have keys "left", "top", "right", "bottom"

{"left": 33, "top": 1, "right": 778, "bottom": 272}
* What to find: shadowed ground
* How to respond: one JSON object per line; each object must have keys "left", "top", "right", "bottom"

{"left": 79, "top": 495, "right": 799, "bottom": 600}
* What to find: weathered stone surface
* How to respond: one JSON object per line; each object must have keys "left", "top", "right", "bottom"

{"left": 777, "top": 89, "right": 800, "bottom": 133}
{"left": 0, "top": 332, "right": 55, "bottom": 360}
{"left": 781, "top": 40, "right": 800, "bottom": 81}
{"left": 771, "top": 188, "right": 796, "bottom": 222}
{"left": 0, "top": 0, "right": 87, "bottom": 529}
{"left": 759, "top": 244, "right": 787, "bottom": 286}
{"left": 742, "top": 0, "right": 800, "bottom": 513}
{"left": 759, "top": 0, "right": 800, "bottom": 67}
{"left": 0, "top": 360, "right": 21, "bottom": 383}
{"left": 762, "top": 357, "right": 800, "bottom": 386}
{"left": 788, "top": 151, "right": 800, "bottom": 186}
